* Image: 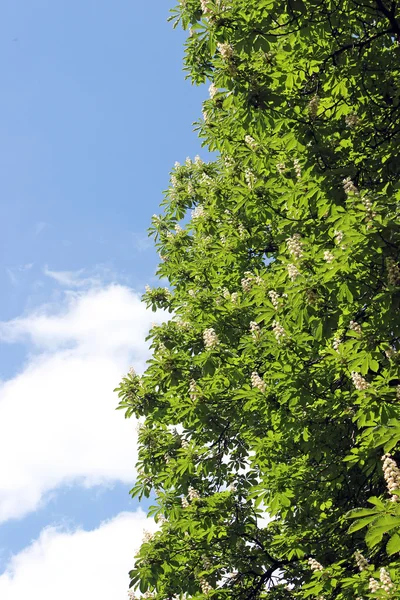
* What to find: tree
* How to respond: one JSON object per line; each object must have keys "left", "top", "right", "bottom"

{"left": 115, "top": 1, "right": 400, "bottom": 598}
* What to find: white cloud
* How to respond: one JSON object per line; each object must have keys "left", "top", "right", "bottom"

{"left": 0, "top": 285, "right": 161, "bottom": 523}
{"left": 0, "top": 510, "right": 157, "bottom": 599}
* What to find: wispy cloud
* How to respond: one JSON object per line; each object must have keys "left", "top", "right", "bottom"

{"left": 0, "top": 284, "right": 163, "bottom": 523}
{"left": 5, "top": 264, "right": 34, "bottom": 286}
{"left": 43, "top": 265, "right": 119, "bottom": 289}
{"left": 0, "top": 510, "right": 158, "bottom": 598}
{"left": 34, "top": 222, "right": 47, "bottom": 236}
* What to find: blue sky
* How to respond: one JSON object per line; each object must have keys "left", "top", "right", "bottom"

{"left": 0, "top": 1, "right": 207, "bottom": 597}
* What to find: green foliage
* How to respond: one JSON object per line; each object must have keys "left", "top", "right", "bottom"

{"left": 115, "top": 0, "right": 400, "bottom": 598}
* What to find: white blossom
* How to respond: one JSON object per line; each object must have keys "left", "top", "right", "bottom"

{"left": 293, "top": 158, "right": 302, "bottom": 179}
{"left": 287, "top": 263, "right": 300, "bottom": 280}
{"left": 128, "top": 366, "right": 136, "bottom": 377}
{"left": 351, "top": 371, "right": 369, "bottom": 391}
{"left": 382, "top": 454, "right": 400, "bottom": 500}
{"left": 127, "top": 590, "right": 137, "bottom": 600}
{"left": 272, "top": 320, "right": 286, "bottom": 343}
{"left": 349, "top": 320, "right": 362, "bottom": 334}
{"left": 231, "top": 292, "right": 239, "bottom": 304}
{"left": 251, "top": 371, "right": 266, "bottom": 392}
{"left": 345, "top": 113, "right": 359, "bottom": 128}
{"left": 209, "top": 83, "right": 218, "bottom": 99}
{"left": 343, "top": 177, "right": 359, "bottom": 195}
{"left": 334, "top": 230, "right": 344, "bottom": 244}
{"left": 200, "top": 0, "right": 212, "bottom": 14}
{"left": 332, "top": 337, "right": 342, "bottom": 352}
{"left": 245, "top": 168, "right": 256, "bottom": 189}
{"left": 354, "top": 551, "right": 369, "bottom": 571}
{"left": 268, "top": 290, "right": 280, "bottom": 310}
{"left": 308, "top": 558, "right": 323, "bottom": 571}
{"left": 286, "top": 233, "right": 303, "bottom": 259}
{"left": 192, "top": 205, "right": 205, "bottom": 220}
{"left": 200, "top": 579, "right": 213, "bottom": 595}
{"left": 217, "top": 41, "right": 234, "bottom": 60}
{"left": 250, "top": 321, "right": 260, "bottom": 339}
{"left": 142, "top": 529, "right": 153, "bottom": 543}
{"left": 238, "top": 222, "right": 246, "bottom": 238}
{"left": 308, "top": 95, "right": 319, "bottom": 119}
{"left": 369, "top": 578, "right": 381, "bottom": 593}
{"left": 245, "top": 134, "right": 258, "bottom": 151}
{"left": 203, "top": 327, "right": 219, "bottom": 348}
{"left": 181, "top": 496, "right": 189, "bottom": 508}
{"left": 323, "top": 250, "right": 334, "bottom": 263}
{"left": 380, "top": 567, "right": 394, "bottom": 593}
{"left": 175, "top": 223, "right": 183, "bottom": 234}
{"left": 276, "top": 162, "right": 286, "bottom": 174}
{"left": 188, "top": 486, "right": 200, "bottom": 501}
{"left": 241, "top": 272, "right": 253, "bottom": 292}
{"left": 189, "top": 379, "right": 198, "bottom": 401}
{"left": 188, "top": 289, "right": 196, "bottom": 297}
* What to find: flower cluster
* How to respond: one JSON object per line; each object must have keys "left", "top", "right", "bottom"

{"left": 245, "top": 135, "right": 258, "bottom": 151}
{"left": 333, "top": 336, "right": 342, "bottom": 352}
{"left": 369, "top": 568, "right": 395, "bottom": 594}
{"left": 272, "top": 320, "right": 286, "bottom": 343}
{"left": 217, "top": 41, "right": 234, "bottom": 61}
{"left": 380, "top": 568, "right": 395, "bottom": 593}
{"left": 387, "top": 258, "right": 400, "bottom": 286}
{"left": 238, "top": 222, "right": 246, "bottom": 238}
{"left": 308, "top": 95, "right": 319, "bottom": 119}
{"left": 209, "top": 83, "right": 218, "bottom": 99}
{"left": 192, "top": 204, "right": 205, "bottom": 221}
{"left": 287, "top": 263, "right": 300, "bottom": 280}
{"left": 241, "top": 272, "right": 262, "bottom": 292}
{"left": 188, "top": 486, "right": 200, "bottom": 501}
{"left": 362, "top": 195, "right": 377, "bottom": 222}
{"left": 200, "top": 0, "right": 212, "bottom": 14}
{"left": 189, "top": 379, "right": 198, "bottom": 401}
{"left": 351, "top": 371, "right": 369, "bottom": 391}
{"left": 251, "top": 371, "right": 266, "bottom": 393}
{"left": 202, "top": 556, "right": 212, "bottom": 570}
{"left": 349, "top": 320, "right": 362, "bottom": 334}
{"left": 245, "top": 168, "right": 256, "bottom": 189}
{"left": 334, "top": 229, "right": 344, "bottom": 244}
{"left": 268, "top": 290, "right": 280, "bottom": 309}
{"left": 250, "top": 321, "right": 260, "bottom": 339}
{"left": 293, "top": 159, "right": 302, "bottom": 179}
{"left": 343, "top": 177, "right": 359, "bottom": 195}
{"left": 354, "top": 551, "right": 369, "bottom": 571}
{"left": 345, "top": 113, "right": 359, "bottom": 128}
{"left": 382, "top": 454, "right": 400, "bottom": 499}
{"left": 308, "top": 558, "right": 324, "bottom": 571}
{"left": 128, "top": 366, "right": 136, "bottom": 377}
{"left": 323, "top": 250, "right": 334, "bottom": 263}
{"left": 200, "top": 579, "right": 213, "bottom": 595}
{"left": 127, "top": 590, "right": 137, "bottom": 600}
{"left": 277, "top": 162, "right": 286, "bottom": 174}
{"left": 203, "top": 327, "right": 219, "bottom": 348}
{"left": 286, "top": 233, "right": 303, "bottom": 259}
{"left": 181, "top": 496, "right": 189, "bottom": 508}
{"left": 142, "top": 530, "right": 153, "bottom": 543}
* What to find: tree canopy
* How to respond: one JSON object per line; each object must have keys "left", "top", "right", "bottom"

{"left": 115, "top": 0, "right": 400, "bottom": 598}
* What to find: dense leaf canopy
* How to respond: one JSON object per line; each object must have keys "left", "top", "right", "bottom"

{"left": 115, "top": 1, "right": 400, "bottom": 598}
